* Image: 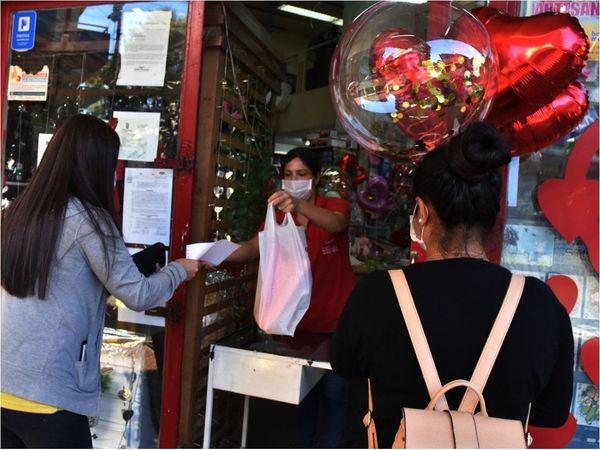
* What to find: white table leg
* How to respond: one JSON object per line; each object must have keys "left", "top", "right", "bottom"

{"left": 241, "top": 395, "right": 250, "bottom": 448}
{"left": 202, "top": 348, "right": 215, "bottom": 449}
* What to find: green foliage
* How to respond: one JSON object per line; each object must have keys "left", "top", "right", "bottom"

{"left": 222, "top": 151, "right": 272, "bottom": 241}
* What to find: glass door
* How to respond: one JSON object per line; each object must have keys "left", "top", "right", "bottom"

{"left": 1, "top": 2, "right": 204, "bottom": 447}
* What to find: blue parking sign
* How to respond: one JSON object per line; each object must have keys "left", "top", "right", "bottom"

{"left": 11, "top": 11, "right": 36, "bottom": 52}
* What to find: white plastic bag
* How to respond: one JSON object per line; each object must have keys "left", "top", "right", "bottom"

{"left": 254, "top": 204, "right": 312, "bottom": 336}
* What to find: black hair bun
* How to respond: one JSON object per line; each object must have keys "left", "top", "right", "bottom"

{"left": 445, "top": 121, "right": 511, "bottom": 182}
{"left": 462, "top": 121, "right": 511, "bottom": 171}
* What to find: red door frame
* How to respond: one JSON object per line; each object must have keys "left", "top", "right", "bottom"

{"left": 0, "top": 1, "right": 205, "bottom": 447}
{"left": 158, "top": 2, "right": 204, "bottom": 447}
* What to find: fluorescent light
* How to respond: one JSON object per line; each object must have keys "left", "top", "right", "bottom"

{"left": 278, "top": 4, "right": 343, "bottom": 26}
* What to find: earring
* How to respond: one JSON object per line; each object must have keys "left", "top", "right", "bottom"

{"left": 418, "top": 218, "right": 423, "bottom": 223}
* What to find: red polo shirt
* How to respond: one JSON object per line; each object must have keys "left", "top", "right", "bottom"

{"left": 258, "top": 195, "right": 356, "bottom": 333}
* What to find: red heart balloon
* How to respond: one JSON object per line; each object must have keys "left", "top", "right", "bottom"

{"left": 339, "top": 154, "right": 368, "bottom": 185}
{"left": 581, "top": 337, "right": 599, "bottom": 387}
{"left": 546, "top": 275, "right": 578, "bottom": 314}
{"left": 496, "top": 82, "right": 588, "bottom": 156}
{"left": 473, "top": 7, "right": 590, "bottom": 155}
{"left": 370, "top": 29, "right": 430, "bottom": 89}
{"left": 369, "top": 28, "right": 493, "bottom": 150}
{"left": 473, "top": 7, "right": 589, "bottom": 127}
{"left": 537, "top": 120, "right": 599, "bottom": 273}
{"left": 529, "top": 414, "right": 577, "bottom": 448}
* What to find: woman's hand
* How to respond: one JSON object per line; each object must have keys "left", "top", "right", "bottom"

{"left": 198, "top": 260, "right": 215, "bottom": 270}
{"left": 175, "top": 258, "right": 201, "bottom": 281}
{"left": 268, "top": 190, "right": 298, "bottom": 213}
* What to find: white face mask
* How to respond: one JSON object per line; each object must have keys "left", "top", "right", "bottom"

{"left": 409, "top": 204, "right": 428, "bottom": 251}
{"left": 283, "top": 179, "right": 313, "bottom": 200}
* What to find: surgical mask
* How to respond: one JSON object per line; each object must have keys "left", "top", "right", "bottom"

{"left": 409, "top": 204, "right": 428, "bottom": 251}
{"left": 283, "top": 179, "right": 313, "bottom": 200}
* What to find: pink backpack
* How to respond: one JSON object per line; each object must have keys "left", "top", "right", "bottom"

{"left": 363, "top": 270, "right": 532, "bottom": 448}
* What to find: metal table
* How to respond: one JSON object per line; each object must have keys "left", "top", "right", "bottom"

{"left": 202, "top": 329, "right": 332, "bottom": 448}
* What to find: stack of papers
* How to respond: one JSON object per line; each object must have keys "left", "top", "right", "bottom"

{"left": 186, "top": 240, "right": 240, "bottom": 266}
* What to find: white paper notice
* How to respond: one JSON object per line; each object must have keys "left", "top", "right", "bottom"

{"left": 36, "top": 133, "right": 53, "bottom": 166}
{"left": 117, "top": 10, "right": 171, "bottom": 87}
{"left": 8, "top": 65, "right": 49, "bottom": 101}
{"left": 113, "top": 111, "right": 160, "bottom": 162}
{"left": 123, "top": 168, "right": 173, "bottom": 245}
{"left": 186, "top": 240, "right": 240, "bottom": 266}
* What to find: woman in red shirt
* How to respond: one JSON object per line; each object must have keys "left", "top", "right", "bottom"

{"left": 226, "top": 147, "right": 356, "bottom": 447}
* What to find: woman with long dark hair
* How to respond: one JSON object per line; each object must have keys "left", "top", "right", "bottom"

{"left": 1, "top": 114, "right": 200, "bottom": 448}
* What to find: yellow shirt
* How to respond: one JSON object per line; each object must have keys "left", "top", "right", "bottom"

{"left": 0, "top": 392, "right": 60, "bottom": 414}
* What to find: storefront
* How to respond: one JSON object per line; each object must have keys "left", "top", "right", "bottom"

{"left": 2, "top": 1, "right": 598, "bottom": 448}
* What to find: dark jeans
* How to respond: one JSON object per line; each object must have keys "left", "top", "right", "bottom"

{"left": 298, "top": 371, "right": 348, "bottom": 448}
{"left": 1, "top": 408, "right": 92, "bottom": 449}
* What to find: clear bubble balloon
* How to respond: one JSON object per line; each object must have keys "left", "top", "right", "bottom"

{"left": 329, "top": 1, "right": 497, "bottom": 161}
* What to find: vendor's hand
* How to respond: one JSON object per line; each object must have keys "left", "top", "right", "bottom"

{"left": 268, "top": 190, "right": 298, "bottom": 213}
{"left": 175, "top": 258, "right": 201, "bottom": 281}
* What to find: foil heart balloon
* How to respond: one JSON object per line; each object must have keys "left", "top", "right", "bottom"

{"left": 339, "top": 154, "right": 368, "bottom": 185}
{"left": 496, "top": 82, "right": 588, "bottom": 156}
{"left": 357, "top": 176, "right": 395, "bottom": 214}
{"left": 537, "top": 120, "right": 599, "bottom": 273}
{"left": 473, "top": 7, "right": 590, "bottom": 126}
{"left": 370, "top": 29, "right": 431, "bottom": 98}
{"left": 473, "top": 6, "right": 590, "bottom": 155}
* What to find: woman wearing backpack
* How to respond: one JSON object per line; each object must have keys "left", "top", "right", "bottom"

{"left": 331, "top": 122, "right": 574, "bottom": 447}
{"left": 1, "top": 114, "right": 201, "bottom": 448}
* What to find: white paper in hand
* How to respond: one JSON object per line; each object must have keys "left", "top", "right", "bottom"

{"left": 186, "top": 240, "right": 240, "bottom": 266}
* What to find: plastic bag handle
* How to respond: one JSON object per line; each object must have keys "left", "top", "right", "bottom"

{"left": 426, "top": 379, "right": 488, "bottom": 417}
{"left": 265, "top": 203, "right": 296, "bottom": 229}
{"left": 264, "top": 202, "right": 277, "bottom": 231}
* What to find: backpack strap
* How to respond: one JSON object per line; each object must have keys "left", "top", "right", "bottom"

{"left": 364, "top": 379, "right": 378, "bottom": 449}
{"left": 388, "top": 270, "right": 449, "bottom": 411}
{"left": 459, "top": 274, "right": 525, "bottom": 413}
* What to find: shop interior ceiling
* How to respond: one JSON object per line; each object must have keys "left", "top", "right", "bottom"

{"left": 243, "top": 1, "right": 346, "bottom": 150}
{"left": 243, "top": 1, "right": 485, "bottom": 152}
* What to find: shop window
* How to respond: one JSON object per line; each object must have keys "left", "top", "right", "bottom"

{"left": 3, "top": 3, "right": 189, "bottom": 448}
{"left": 4, "top": 2, "right": 188, "bottom": 203}
{"left": 500, "top": 3, "right": 599, "bottom": 447}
